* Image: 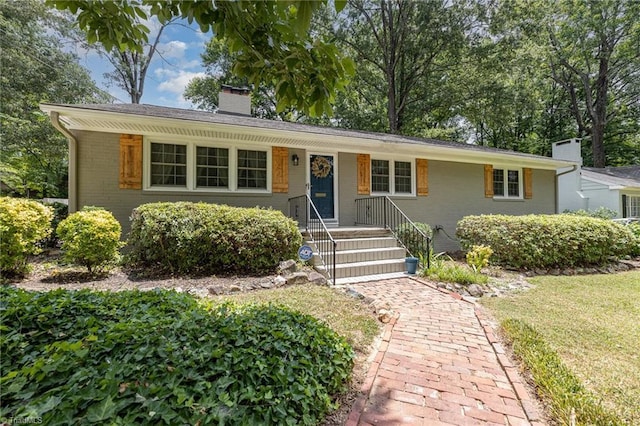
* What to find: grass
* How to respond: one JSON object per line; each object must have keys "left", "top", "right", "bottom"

{"left": 482, "top": 270, "right": 640, "bottom": 425}
{"left": 214, "top": 285, "right": 381, "bottom": 354}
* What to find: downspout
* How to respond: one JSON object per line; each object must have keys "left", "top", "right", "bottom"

{"left": 49, "top": 112, "right": 78, "bottom": 213}
{"left": 555, "top": 164, "right": 578, "bottom": 213}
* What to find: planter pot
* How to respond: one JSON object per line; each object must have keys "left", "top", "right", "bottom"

{"left": 405, "top": 257, "right": 419, "bottom": 275}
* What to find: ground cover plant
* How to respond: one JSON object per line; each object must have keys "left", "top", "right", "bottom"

{"left": 127, "top": 202, "right": 303, "bottom": 275}
{"left": 418, "top": 250, "right": 488, "bottom": 285}
{"left": 457, "top": 214, "right": 637, "bottom": 269}
{"left": 482, "top": 271, "right": 640, "bottom": 425}
{"left": 1, "top": 287, "right": 355, "bottom": 425}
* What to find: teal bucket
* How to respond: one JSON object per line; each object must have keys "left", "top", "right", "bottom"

{"left": 405, "top": 257, "right": 419, "bottom": 275}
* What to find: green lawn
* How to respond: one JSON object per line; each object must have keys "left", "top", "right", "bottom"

{"left": 482, "top": 270, "right": 640, "bottom": 425}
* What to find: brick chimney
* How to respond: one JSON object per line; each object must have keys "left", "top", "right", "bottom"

{"left": 218, "top": 85, "right": 251, "bottom": 116}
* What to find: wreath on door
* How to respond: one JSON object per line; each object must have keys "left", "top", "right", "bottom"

{"left": 311, "top": 156, "right": 332, "bottom": 179}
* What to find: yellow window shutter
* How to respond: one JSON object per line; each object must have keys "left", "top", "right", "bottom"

{"left": 524, "top": 167, "right": 533, "bottom": 199}
{"left": 272, "top": 146, "right": 289, "bottom": 193}
{"left": 416, "top": 159, "right": 428, "bottom": 196}
{"left": 357, "top": 154, "right": 371, "bottom": 195}
{"left": 119, "top": 134, "right": 142, "bottom": 189}
{"left": 484, "top": 165, "right": 494, "bottom": 198}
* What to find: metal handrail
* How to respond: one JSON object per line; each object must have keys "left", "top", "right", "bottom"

{"left": 288, "top": 194, "right": 337, "bottom": 284}
{"left": 355, "top": 195, "right": 431, "bottom": 268}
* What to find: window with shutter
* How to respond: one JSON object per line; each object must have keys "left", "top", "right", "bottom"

{"left": 119, "top": 134, "right": 143, "bottom": 189}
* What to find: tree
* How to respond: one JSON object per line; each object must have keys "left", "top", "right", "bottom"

{"left": 48, "top": 0, "right": 354, "bottom": 116}
{"left": 0, "top": 0, "right": 110, "bottom": 198}
{"left": 333, "top": 0, "right": 469, "bottom": 134}
{"left": 545, "top": 0, "right": 640, "bottom": 167}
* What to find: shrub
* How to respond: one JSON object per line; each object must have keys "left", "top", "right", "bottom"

{"left": 395, "top": 222, "right": 432, "bottom": 257}
{"left": 419, "top": 249, "right": 487, "bottom": 285}
{"left": 456, "top": 214, "right": 637, "bottom": 269}
{"left": 563, "top": 207, "right": 617, "bottom": 219}
{"left": 0, "top": 287, "right": 354, "bottom": 425}
{"left": 40, "top": 201, "right": 68, "bottom": 248}
{"left": 629, "top": 223, "right": 640, "bottom": 256}
{"left": 56, "top": 207, "right": 123, "bottom": 274}
{"left": 466, "top": 244, "right": 493, "bottom": 272}
{"left": 127, "top": 202, "right": 303, "bottom": 275}
{"left": 0, "top": 197, "right": 52, "bottom": 277}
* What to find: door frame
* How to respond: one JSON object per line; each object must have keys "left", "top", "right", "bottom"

{"left": 307, "top": 151, "right": 339, "bottom": 224}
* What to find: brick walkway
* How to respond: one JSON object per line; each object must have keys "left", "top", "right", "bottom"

{"left": 345, "top": 277, "right": 545, "bottom": 426}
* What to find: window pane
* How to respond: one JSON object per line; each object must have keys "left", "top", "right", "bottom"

{"left": 507, "top": 170, "right": 519, "bottom": 197}
{"left": 627, "top": 196, "right": 640, "bottom": 217}
{"left": 395, "top": 161, "right": 411, "bottom": 193}
{"left": 196, "top": 147, "right": 229, "bottom": 188}
{"left": 372, "top": 159, "right": 390, "bottom": 192}
{"left": 493, "top": 169, "right": 504, "bottom": 196}
{"left": 238, "top": 149, "right": 267, "bottom": 189}
{"left": 150, "top": 143, "right": 187, "bottom": 187}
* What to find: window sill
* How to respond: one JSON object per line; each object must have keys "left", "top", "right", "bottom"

{"left": 492, "top": 196, "right": 524, "bottom": 202}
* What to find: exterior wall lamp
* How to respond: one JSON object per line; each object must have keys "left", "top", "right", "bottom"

{"left": 291, "top": 154, "right": 299, "bottom": 166}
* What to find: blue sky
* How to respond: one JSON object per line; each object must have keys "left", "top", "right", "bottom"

{"left": 73, "top": 19, "right": 209, "bottom": 109}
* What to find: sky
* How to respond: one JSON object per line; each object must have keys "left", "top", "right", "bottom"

{"left": 73, "top": 19, "right": 209, "bottom": 109}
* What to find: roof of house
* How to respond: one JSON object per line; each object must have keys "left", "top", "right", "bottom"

{"left": 40, "top": 102, "right": 574, "bottom": 170}
{"left": 582, "top": 166, "right": 640, "bottom": 189}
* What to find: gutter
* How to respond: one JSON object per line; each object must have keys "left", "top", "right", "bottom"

{"left": 555, "top": 164, "right": 579, "bottom": 213}
{"left": 49, "top": 112, "right": 78, "bottom": 213}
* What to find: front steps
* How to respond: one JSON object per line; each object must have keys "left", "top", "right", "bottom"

{"left": 302, "top": 227, "right": 410, "bottom": 285}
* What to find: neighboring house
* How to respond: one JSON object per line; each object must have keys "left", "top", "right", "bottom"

{"left": 553, "top": 139, "right": 640, "bottom": 218}
{"left": 41, "top": 89, "right": 574, "bottom": 252}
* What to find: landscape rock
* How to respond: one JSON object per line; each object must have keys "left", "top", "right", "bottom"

{"left": 308, "top": 271, "right": 328, "bottom": 285}
{"left": 278, "top": 259, "right": 298, "bottom": 275}
{"left": 273, "top": 275, "right": 288, "bottom": 287}
{"left": 229, "top": 284, "right": 242, "bottom": 292}
{"left": 260, "top": 281, "right": 274, "bottom": 289}
{"left": 377, "top": 309, "right": 392, "bottom": 323}
{"left": 285, "top": 271, "right": 309, "bottom": 285}
{"left": 467, "top": 284, "right": 484, "bottom": 297}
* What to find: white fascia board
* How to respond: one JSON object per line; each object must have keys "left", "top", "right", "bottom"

{"left": 41, "top": 104, "right": 574, "bottom": 171}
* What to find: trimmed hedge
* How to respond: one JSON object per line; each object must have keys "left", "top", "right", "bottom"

{"left": 456, "top": 214, "right": 637, "bottom": 269}
{"left": 57, "top": 207, "right": 123, "bottom": 274}
{"left": 0, "top": 287, "right": 354, "bottom": 425}
{"left": 0, "top": 197, "right": 52, "bottom": 277}
{"left": 127, "top": 202, "right": 303, "bottom": 275}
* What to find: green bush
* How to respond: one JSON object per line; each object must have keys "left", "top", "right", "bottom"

{"left": 395, "top": 222, "right": 432, "bottom": 257}
{"left": 563, "top": 207, "right": 617, "bottom": 219}
{"left": 127, "top": 202, "right": 303, "bottom": 275}
{"left": 56, "top": 207, "right": 123, "bottom": 274}
{"left": 456, "top": 214, "right": 637, "bottom": 269}
{"left": 629, "top": 223, "right": 640, "bottom": 256}
{"left": 466, "top": 244, "right": 493, "bottom": 272}
{"left": 0, "top": 197, "right": 52, "bottom": 277}
{"left": 0, "top": 287, "right": 354, "bottom": 425}
{"left": 41, "top": 201, "right": 68, "bottom": 248}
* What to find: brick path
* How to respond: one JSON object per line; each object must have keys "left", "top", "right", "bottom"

{"left": 345, "top": 278, "right": 545, "bottom": 426}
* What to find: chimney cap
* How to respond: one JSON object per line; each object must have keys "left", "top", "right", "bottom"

{"left": 220, "top": 84, "right": 251, "bottom": 95}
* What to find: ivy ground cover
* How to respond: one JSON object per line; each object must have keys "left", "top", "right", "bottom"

{"left": 1, "top": 287, "right": 355, "bottom": 425}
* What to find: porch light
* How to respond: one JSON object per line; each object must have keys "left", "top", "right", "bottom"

{"left": 292, "top": 154, "right": 299, "bottom": 166}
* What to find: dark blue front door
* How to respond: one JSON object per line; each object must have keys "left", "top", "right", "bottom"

{"left": 310, "top": 154, "right": 335, "bottom": 219}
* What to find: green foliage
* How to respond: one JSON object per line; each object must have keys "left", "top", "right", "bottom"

{"left": 0, "top": 287, "right": 354, "bottom": 425}
{"left": 56, "top": 207, "right": 123, "bottom": 274}
{"left": 466, "top": 245, "right": 493, "bottom": 272}
{"left": 40, "top": 201, "right": 68, "bottom": 248}
{"left": 501, "top": 319, "right": 623, "bottom": 425}
{"left": 0, "top": 197, "right": 52, "bottom": 277}
{"left": 628, "top": 223, "right": 640, "bottom": 256}
{"left": 47, "top": 0, "right": 352, "bottom": 117}
{"left": 395, "top": 222, "right": 432, "bottom": 257}
{"left": 563, "top": 207, "right": 618, "bottom": 220}
{"left": 457, "top": 214, "right": 637, "bottom": 269}
{"left": 419, "top": 249, "right": 487, "bottom": 285}
{"left": 127, "top": 202, "right": 303, "bottom": 275}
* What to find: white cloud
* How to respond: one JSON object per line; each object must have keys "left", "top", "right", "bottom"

{"left": 157, "top": 70, "right": 206, "bottom": 95}
{"left": 158, "top": 40, "right": 188, "bottom": 59}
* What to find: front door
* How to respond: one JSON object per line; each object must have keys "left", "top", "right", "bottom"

{"left": 309, "top": 154, "right": 335, "bottom": 219}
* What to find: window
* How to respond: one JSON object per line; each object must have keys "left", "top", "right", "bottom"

{"left": 395, "top": 161, "right": 412, "bottom": 193}
{"left": 196, "top": 147, "right": 228, "bottom": 188}
{"left": 493, "top": 168, "right": 521, "bottom": 198}
{"left": 372, "top": 160, "right": 389, "bottom": 192}
{"left": 150, "top": 143, "right": 186, "bottom": 186}
{"left": 238, "top": 149, "right": 267, "bottom": 189}
{"left": 371, "top": 158, "right": 414, "bottom": 195}
{"left": 146, "top": 140, "right": 270, "bottom": 192}
{"left": 627, "top": 195, "right": 640, "bottom": 217}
